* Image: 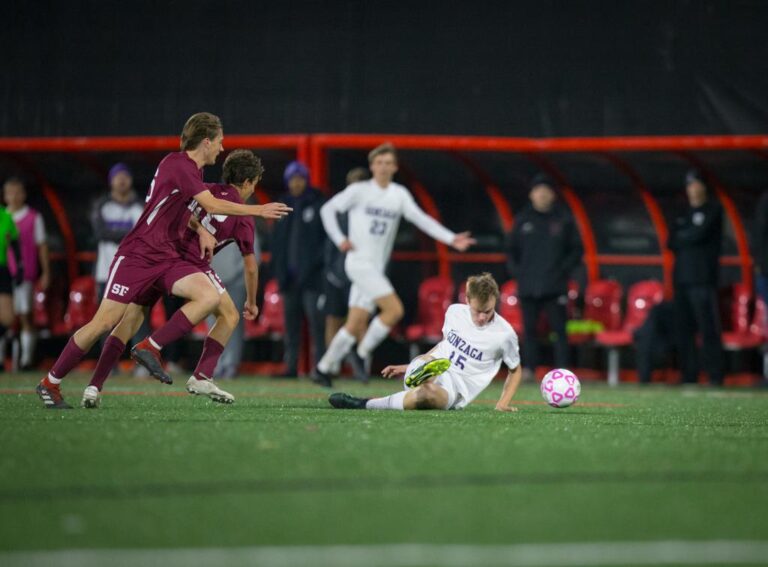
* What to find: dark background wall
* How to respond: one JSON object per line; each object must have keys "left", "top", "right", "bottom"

{"left": 3, "top": 0, "right": 768, "bottom": 137}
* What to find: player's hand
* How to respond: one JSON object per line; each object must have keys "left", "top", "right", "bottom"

{"left": 381, "top": 364, "right": 408, "bottom": 379}
{"left": 37, "top": 271, "right": 50, "bottom": 290}
{"left": 339, "top": 240, "right": 354, "bottom": 252}
{"left": 243, "top": 302, "right": 259, "bottom": 321}
{"left": 197, "top": 230, "right": 217, "bottom": 261}
{"left": 257, "top": 202, "right": 292, "bottom": 219}
{"left": 451, "top": 231, "right": 476, "bottom": 252}
{"left": 494, "top": 402, "right": 518, "bottom": 412}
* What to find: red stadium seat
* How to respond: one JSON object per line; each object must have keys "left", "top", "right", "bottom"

{"left": 499, "top": 280, "right": 524, "bottom": 336}
{"left": 245, "top": 279, "right": 285, "bottom": 340}
{"left": 405, "top": 276, "right": 454, "bottom": 358}
{"left": 64, "top": 276, "right": 98, "bottom": 332}
{"left": 596, "top": 280, "right": 664, "bottom": 385}
{"left": 149, "top": 300, "right": 167, "bottom": 330}
{"left": 570, "top": 279, "right": 623, "bottom": 344}
{"left": 34, "top": 281, "right": 68, "bottom": 337}
{"left": 722, "top": 286, "right": 765, "bottom": 351}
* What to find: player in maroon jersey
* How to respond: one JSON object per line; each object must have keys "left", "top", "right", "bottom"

{"left": 81, "top": 150, "right": 264, "bottom": 407}
{"left": 36, "top": 113, "right": 291, "bottom": 409}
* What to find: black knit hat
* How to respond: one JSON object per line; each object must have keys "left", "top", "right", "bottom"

{"left": 529, "top": 174, "right": 558, "bottom": 191}
{"left": 685, "top": 169, "right": 706, "bottom": 186}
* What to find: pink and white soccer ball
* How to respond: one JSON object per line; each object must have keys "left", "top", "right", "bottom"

{"left": 540, "top": 368, "right": 581, "bottom": 408}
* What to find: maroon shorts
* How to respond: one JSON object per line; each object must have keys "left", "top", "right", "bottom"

{"left": 102, "top": 255, "right": 204, "bottom": 306}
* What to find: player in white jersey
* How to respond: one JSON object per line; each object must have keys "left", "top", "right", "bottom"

{"left": 314, "top": 143, "right": 476, "bottom": 386}
{"left": 329, "top": 273, "right": 523, "bottom": 411}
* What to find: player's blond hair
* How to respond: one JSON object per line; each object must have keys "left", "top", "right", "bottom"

{"left": 465, "top": 273, "right": 500, "bottom": 304}
{"left": 180, "top": 112, "right": 223, "bottom": 151}
{"left": 368, "top": 142, "right": 397, "bottom": 164}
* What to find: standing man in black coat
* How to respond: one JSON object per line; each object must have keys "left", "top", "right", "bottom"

{"left": 507, "top": 175, "right": 583, "bottom": 380}
{"left": 668, "top": 170, "right": 724, "bottom": 386}
{"left": 271, "top": 161, "right": 327, "bottom": 377}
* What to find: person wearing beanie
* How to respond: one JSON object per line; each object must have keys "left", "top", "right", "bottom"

{"left": 668, "top": 169, "right": 724, "bottom": 386}
{"left": 91, "top": 163, "right": 144, "bottom": 299}
{"left": 506, "top": 174, "right": 583, "bottom": 381}
{"left": 271, "top": 161, "right": 328, "bottom": 377}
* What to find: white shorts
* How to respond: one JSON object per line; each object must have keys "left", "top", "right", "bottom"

{"left": 401, "top": 366, "right": 467, "bottom": 410}
{"left": 13, "top": 281, "right": 33, "bottom": 315}
{"left": 345, "top": 264, "right": 394, "bottom": 313}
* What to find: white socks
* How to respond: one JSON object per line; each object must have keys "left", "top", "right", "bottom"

{"left": 357, "top": 316, "right": 391, "bottom": 359}
{"left": 20, "top": 331, "right": 35, "bottom": 367}
{"left": 365, "top": 390, "right": 406, "bottom": 410}
{"left": 317, "top": 328, "right": 356, "bottom": 374}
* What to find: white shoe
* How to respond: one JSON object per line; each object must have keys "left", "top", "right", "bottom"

{"left": 81, "top": 385, "right": 101, "bottom": 409}
{"left": 185, "top": 376, "right": 235, "bottom": 404}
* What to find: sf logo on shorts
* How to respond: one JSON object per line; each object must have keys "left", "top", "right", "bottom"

{"left": 111, "top": 283, "right": 130, "bottom": 297}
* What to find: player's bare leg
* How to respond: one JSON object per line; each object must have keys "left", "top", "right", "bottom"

{"left": 83, "top": 303, "right": 148, "bottom": 408}
{"left": 132, "top": 273, "right": 220, "bottom": 384}
{"left": 186, "top": 292, "right": 237, "bottom": 404}
{"left": 37, "top": 298, "right": 129, "bottom": 409}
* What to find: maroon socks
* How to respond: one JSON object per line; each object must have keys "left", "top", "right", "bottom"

{"left": 48, "top": 337, "right": 86, "bottom": 382}
{"left": 193, "top": 337, "right": 225, "bottom": 380}
{"left": 89, "top": 335, "right": 126, "bottom": 391}
{"left": 151, "top": 310, "right": 195, "bottom": 349}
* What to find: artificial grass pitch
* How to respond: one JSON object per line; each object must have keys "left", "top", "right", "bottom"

{"left": 0, "top": 373, "right": 766, "bottom": 560}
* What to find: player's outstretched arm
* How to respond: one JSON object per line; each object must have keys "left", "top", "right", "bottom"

{"left": 381, "top": 364, "right": 409, "bottom": 379}
{"left": 451, "top": 231, "right": 477, "bottom": 252}
{"left": 495, "top": 365, "right": 522, "bottom": 412}
{"left": 194, "top": 190, "right": 292, "bottom": 219}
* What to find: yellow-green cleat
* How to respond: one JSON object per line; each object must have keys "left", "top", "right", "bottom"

{"left": 405, "top": 358, "right": 451, "bottom": 388}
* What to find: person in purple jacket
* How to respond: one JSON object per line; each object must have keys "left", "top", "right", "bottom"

{"left": 80, "top": 150, "right": 263, "bottom": 407}
{"left": 36, "top": 113, "right": 291, "bottom": 409}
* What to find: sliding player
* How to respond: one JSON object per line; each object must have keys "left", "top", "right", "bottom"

{"left": 81, "top": 149, "right": 263, "bottom": 407}
{"left": 329, "top": 273, "right": 522, "bottom": 411}
{"left": 314, "top": 142, "right": 475, "bottom": 387}
{"left": 36, "top": 113, "right": 291, "bottom": 409}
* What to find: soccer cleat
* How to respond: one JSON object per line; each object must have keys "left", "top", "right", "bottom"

{"left": 405, "top": 357, "right": 451, "bottom": 388}
{"left": 36, "top": 380, "right": 73, "bottom": 410}
{"left": 185, "top": 376, "right": 234, "bottom": 404}
{"left": 130, "top": 339, "right": 172, "bottom": 384}
{"left": 81, "top": 385, "right": 101, "bottom": 409}
{"left": 311, "top": 367, "right": 333, "bottom": 388}
{"left": 348, "top": 350, "right": 370, "bottom": 383}
{"left": 329, "top": 392, "right": 369, "bottom": 409}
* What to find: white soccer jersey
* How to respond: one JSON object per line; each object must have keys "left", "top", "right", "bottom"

{"left": 320, "top": 179, "right": 456, "bottom": 271}
{"left": 430, "top": 303, "right": 520, "bottom": 407}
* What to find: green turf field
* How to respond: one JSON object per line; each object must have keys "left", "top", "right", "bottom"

{"left": 1, "top": 373, "right": 767, "bottom": 566}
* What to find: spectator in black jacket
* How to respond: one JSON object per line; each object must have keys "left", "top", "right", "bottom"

{"left": 668, "top": 170, "right": 724, "bottom": 386}
{"left": 271, "top": 161, "right": 327, "bottom": 377}
{"left": 507, "top": 175, "right": 583, "bottom": 379}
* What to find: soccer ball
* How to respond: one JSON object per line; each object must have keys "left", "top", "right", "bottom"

{"left": 540, "top": 368, "right": 581, "bottom": 408}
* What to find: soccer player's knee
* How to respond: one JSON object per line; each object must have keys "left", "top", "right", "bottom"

{"left": 223, "top": 306, "right": 240, "bottom": 329}
{"left": 387, "top": 299, "right": 405, "bottom": 322}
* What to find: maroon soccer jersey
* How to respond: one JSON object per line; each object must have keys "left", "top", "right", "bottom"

{"left": 179, "top": 183, "right": 256, "bottom": 266}
{"left": 117, "top": 152, "right": 209, "bottom": 262}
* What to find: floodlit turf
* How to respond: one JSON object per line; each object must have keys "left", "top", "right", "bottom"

{"left": 1, "top": 372, "right": 767, "bottom": 566}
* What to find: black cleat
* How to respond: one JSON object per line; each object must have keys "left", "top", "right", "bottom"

{"left": 130, "top": 339, "right": 172, "bottom": 384}
{"left": 329, "top": 392, "right": 369, "bottom": 409}
{"left": 36, "top": 381, "right": 73, "bottom": 410}
{"left": 311, "top": 367, "right": 333, "bottom": 388}
{"left": 347, "top": 350, "right": 370, "bottom": 383}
